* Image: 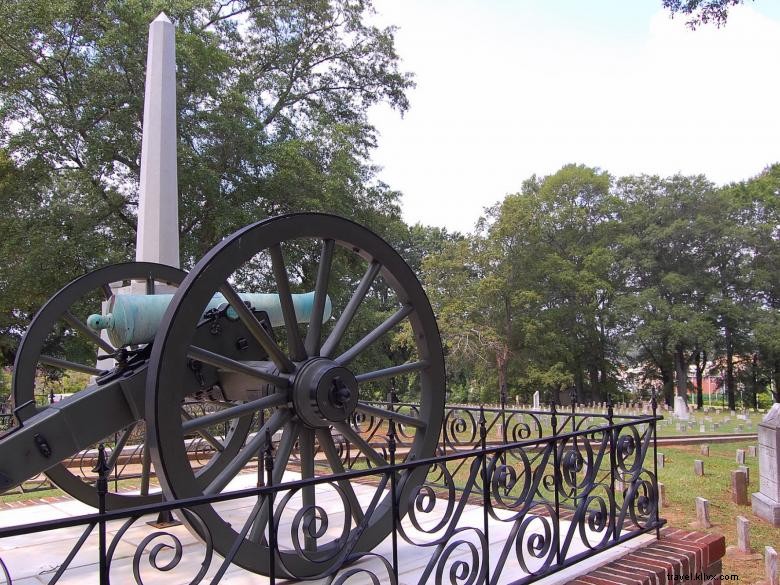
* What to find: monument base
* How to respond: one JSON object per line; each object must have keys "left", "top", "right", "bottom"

{"left": 674, "top": 395, "right": 690, "bottom": 420}
{"left": 751, "top": 491, "right": 780, "bottom": 527}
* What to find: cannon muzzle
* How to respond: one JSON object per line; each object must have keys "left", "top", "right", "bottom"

{"left": 87, "top": 291, "right": 331, "bottom": 347}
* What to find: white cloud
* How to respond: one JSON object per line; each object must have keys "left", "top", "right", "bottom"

{"left": 369, "top": 3, "right": 780, "bottom": 233}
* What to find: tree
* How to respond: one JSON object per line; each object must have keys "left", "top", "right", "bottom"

{"left": 0, "top": 0, "right": 413, "bottom": 365}
{"left": 662, "top": 0, "right": 752, "bottom": 28}
{"left": 615, "top": 174, "right": 720, "bottom": 407}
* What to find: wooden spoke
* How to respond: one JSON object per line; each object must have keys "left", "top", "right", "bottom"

{"left": 63, "top": 311, "right": 115, "bottom": 354}
{"left": 304, "top": 239, "right": 335, "bottom": 357}
{"left": 205, "top": 409, "right": 291, "bottom": 495}
{"left": 355, "top": 360, "right": 429, "bottom": 383}
{"left": 336, "top": 304, "right": 414, "bottom": 366}
{"left": 182, "top": 393, "right": 287, "bottom": 433}
{"left": 181, "top": 409, "right": 225, "bottom": 453}
{"left": 186, "top": 345, "right": 290, "bottom": 387}
{"left": 320, "top": 261, "right": 381, "bottom": 358}
{"left": 39, "top": 355, "right": 104, "bottom": 376}
{"left": 248, "top": 420, "right": 301, "bottom": 544}
{"left": 333, "top": 422, "right": 387, "bottom": 468}
{"left": 356, "top": 402, "right": 426, "bottom": 429}
{"left": 140, "top": 441, "right": 152, "bottom": 496}
{"left": 270, "top": 243, "right": 307, "bottom": 361}
{"left": 105, "top": 422, "right": 138, "bottom": 472}
{"left": 299, "top": 426, "right": 317, "bottom": 552}
{"left": 218, "top": 283, "right": 295, "bottom": 373}
{"left": 316, "top": 428, "right": 365, "bottom": 525}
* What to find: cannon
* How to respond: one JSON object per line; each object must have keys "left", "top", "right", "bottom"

{"left": 1, "top": 213, "right": 445, "bottom": 578}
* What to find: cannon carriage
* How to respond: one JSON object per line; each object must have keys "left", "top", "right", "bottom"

{"left": 0, "top": 213, "right": 445, "bottom": 577}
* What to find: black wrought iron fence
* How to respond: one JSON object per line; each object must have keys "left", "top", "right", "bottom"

{"left": 0, "top": 398, "right": 663, "bottom": 585}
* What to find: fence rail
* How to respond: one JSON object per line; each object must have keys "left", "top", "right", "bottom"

{"left": 0, "top": 397, "right": 663, "bottom": 585}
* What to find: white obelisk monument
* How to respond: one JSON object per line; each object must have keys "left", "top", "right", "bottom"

{"left": 136, "top": 12, "right": 179, "bottom": 268}
{"left": 97, "top": 14, "right": 179, "bottom": 367}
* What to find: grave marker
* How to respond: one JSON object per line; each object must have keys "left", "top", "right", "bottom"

{"left": 695, "top": 497, "right": 711, "bottom": 528}
{"left": 752, "top": 403, "right": 780, "bottom": 526}
{"left": 732, "top": 469, "right": 749, "bottom": 505}
{"left": 736, "top": 516, "right": 750, "bottom": 553}
{"left": 767, "top": 546, "right": 778, "bottom": 585}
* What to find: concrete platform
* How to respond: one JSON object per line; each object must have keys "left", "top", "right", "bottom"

{"left": 0, "top": 473, "right": 653, "bottom": 584}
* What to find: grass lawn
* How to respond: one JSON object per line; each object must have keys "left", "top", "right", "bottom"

{"left": 658, "top": 440, "right": 777, "bottom": 584}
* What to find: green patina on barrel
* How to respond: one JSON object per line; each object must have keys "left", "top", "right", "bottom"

{"left": 87, "top": 291, "right": 331, "bottom": 347}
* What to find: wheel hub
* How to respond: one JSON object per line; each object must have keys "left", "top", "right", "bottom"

{"left": 292, "top": 358, "right": 359, "bottom": 428}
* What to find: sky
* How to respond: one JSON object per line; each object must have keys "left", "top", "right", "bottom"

{"left": 367, "top": 1, "right": 780, "bottom": 233}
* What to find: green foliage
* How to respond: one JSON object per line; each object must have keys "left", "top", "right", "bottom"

{"left": 0, "top": 0, "right": 413, "bottom": 365}
{"left": 430, "top": 163, "right": 779, "bottom": 407}
{"left": 662, "top": 0, "right": 752, "bottom": 28}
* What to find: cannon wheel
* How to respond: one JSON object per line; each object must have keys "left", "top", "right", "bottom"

{"left": 146, "top": 213, "right": 446, "bottom": 578}
{"left": 11, "top": 262, "right": 186, "bottom": 508}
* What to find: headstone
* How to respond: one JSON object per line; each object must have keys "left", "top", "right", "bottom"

{"left": 533, "top": 391, "right": 540, "bottom": 410}
{"left": 694, "top": 460, "right": 704, "bottom": 476}
{"left": 713, "top": 422, "right": 720, "bottom": 431}
{"left": 674, "top": 395, "right": 690, "bottom": 420}
{"left": 657, "top": 453, "right": 665, "bottom": 468}
{"left": 695, "top": 496, "right": 711, "bottom": 528}
{"left": 658, "top": 481, "right": 667, "bottom": 509}
{"left": 732, "top": 469, "right": 749, "bottom": 505}
{"left": 749, "top": 445, "right": 757, "bottom": 457}
{"left": 752, "top": 403, "right": 780, "bottom": 526}
{"left": 736, "top": 449, "right": 746, "bottom": 464}
{"left": 700, "top": 424, "right": 706, "bottom": 433}
{"left": 736, "top": 516, "right": 751, "bottom": 553}
{"left": 767, "top": 546, "right": 778, "bottom": 585}
{"left": 701, "top": 445, "right": 710, "bottom": 457}
{"left": 739, "top": 465, "right": 750, "bottom": 484}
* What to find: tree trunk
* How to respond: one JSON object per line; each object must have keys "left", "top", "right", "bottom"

{"left": 661, "top": 366, "right": 674, "bottom": 407}
{"left": 675, "top": 343, "right": 688, "bottom": 404}
{"left": 694, "top": 350, "right": 705, "bottom": 410}
{"left": 589, "top": 365, "right": 600, "bottom": 403}
{"left": 725, "top": 324, "right": 736, "bottom": 410}
{"left": 751, "top": 354, "right": 759, "bottom": 410}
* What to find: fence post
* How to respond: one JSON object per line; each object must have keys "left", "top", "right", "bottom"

{"left": 388, "top": 419, "right": 399, "bottom": 580}
{"left": 264, "top": 429, "right": 276, "bottom": 585}
{"left": 93, "top": 443, "right": 110, "bottom": 585}
{"left": 651, "top": 389, "right": 661, "bottom": 539}
{"left": 550, "top": 395, "right": 561, "bottom": 566}
{"left": 570, "top": 387, "right": 578, "bottom": 503}
{"left": 479, "top": 406, "right": 490, "bottom": 584}
{"left": 607, "top": 395, "right": 617, "bottom": 543}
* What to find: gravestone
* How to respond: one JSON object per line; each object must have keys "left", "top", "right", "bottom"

{"left": 736, "top": 516, "right": 750, "bottom": 553}
{"left": 732, "top": 469, "right": 748, "bottom": 505}
{"left": 532, "top": 391, "right": 540, "bottom": 410}
{"left": 694, "top": 460, "right": 704, "bottom": 476}
{"left": 752, "top": 403, "right": 780, "bottom": 526}
{"left": 767, "top": 547, "right": 778, "bottom": 585}
{"left": 658, "top": 481, "right": 667, "bottom": 509}
{"left": 695, "top": 496, "right": 711, "bottom": 528}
